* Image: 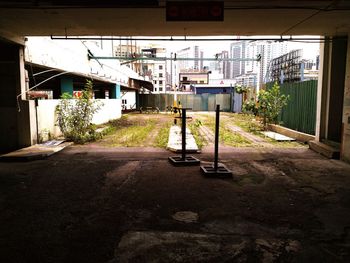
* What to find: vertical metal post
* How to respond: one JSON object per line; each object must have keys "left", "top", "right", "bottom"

{"left": 182, "top": 108, "right": 186, "bottom": 160}
{"left": 170, "top": 52, "right": 173, "bottom": 91}
{"left": 214, "top": 105, "right": 220, "bottom": 171}
{"left": 35, "top": 98, "right": 39, "bottom": 143}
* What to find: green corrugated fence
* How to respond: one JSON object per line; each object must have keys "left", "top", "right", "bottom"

{"left": 267, "top": 80, "right": 317, "bottom": 135}
{"left": 138, "top": 93, "right": 232, "bottom": 112}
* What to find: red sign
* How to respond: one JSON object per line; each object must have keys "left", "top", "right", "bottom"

{"left": 73, "top": 91, "right": 83, "bottom": 98}
{"left": 166, "top": 1, "right": 224, "bottom": 21}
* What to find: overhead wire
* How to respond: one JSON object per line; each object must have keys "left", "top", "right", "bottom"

{"left": 51, "top": 35, "right": 346, "bottom": 44}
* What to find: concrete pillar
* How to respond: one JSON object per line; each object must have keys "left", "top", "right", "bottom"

{"left": 328, "top": 38, "right": 347, "bottom": 142}
{"left": 315, "top": 39, "right": 331, "bottom": 141}
{"left": 315, "top": 36, "right": 350, "bottom": 163}
{"left": 0, "top": 41, "right": 37, "bottom": 152}
{"left": 111, "top": 83, "right": 121, "bottom": 99}
{"left": 60, "top": 77, "right": 73, "bottom": 96}
{"left": 341, "top": 34, "right": 350, "bottom": 162}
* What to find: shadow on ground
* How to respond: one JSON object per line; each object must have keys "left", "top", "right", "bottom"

{"left": 1, "top": 145, "right": 350, "bottom": 262}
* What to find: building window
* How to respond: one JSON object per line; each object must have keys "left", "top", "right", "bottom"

{"left": 159, "top": 73, "right": 163, "bottom": 77}
{"left": 159, "top": 87, "right": 163, "bottom": 91}
{"left": 154, "top": 80, "right": 157, "bottom": 84}
{"left": 122, "top": 99, "right": 127, "bottom": 104}
{"left": 159, "top": 80, "right": 163, "bottom": 85}
{"left": 154, "top": 87, "right": 157, "bottom": 92}
{"left": 159, "top": 65, "right": 163, "bottom": 70}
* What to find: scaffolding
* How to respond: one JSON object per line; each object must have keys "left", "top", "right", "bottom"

{"left": 266, "top": 49, "right": 302, "bottom": 83}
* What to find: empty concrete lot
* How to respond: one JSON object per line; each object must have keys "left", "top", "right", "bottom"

{"left": 1, "top": 144, "right": 350, "bottom": 262}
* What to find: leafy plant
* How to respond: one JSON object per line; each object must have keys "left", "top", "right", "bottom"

{"left": 194, "top": 119, "right": 202, "bottom": 128}
{"left": 242, "top": 98, "right": 259, "bottom": 116}
{"left": 257, "top": 82, "right": 289, "bottom": 127}
{"left": 56, "top": 80, "right": 103, "bottom": 143}
{"left": 241, "top": 83, "right": 289, "bottom": 128}
{"left": 235, "top": 85, "right": 249, "bottom": 94}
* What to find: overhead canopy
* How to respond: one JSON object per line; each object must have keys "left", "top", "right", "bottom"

{"left": 129, "top": 77, "right": 154, "bottom": 92}
{"left": 27, "top": 62, "right": 116, "bottom": 84}
{"left": 0, "top": 1, "right": 350, "bottom": 41}
{"left": 25, "top": 62, "right": 118, "bottom": 99}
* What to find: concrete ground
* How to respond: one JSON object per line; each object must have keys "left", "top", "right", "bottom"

{"left": 1, "top": 144, "right": 350, "bottom": 262}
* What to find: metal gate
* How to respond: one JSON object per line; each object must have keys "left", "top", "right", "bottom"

{"left": 138, "top": 93, "right": 234, "bottom": 112}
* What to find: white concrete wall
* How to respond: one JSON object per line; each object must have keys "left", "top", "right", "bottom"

{"left": 92, "top": 99, "right": 122, "bottom": 124}
{"left": 121, "top": 91, "right": 136, "bottom": 109}
{"left": 37, "top": 99, "right": 61, "bottom": 138}
{"left": 37, "top": 99, "right": 121, "bottom": 138}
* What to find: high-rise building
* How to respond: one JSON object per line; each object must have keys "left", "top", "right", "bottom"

{"left": 141, "top": 46, "right": 167, "bottom": 94}
{"left": 114, "top": 44, "right": 140, "bottom": 57}
{"left": 230, "top": 41, "right": 246, "bottom": 78}
{"left": 260, "top": 41, "right": 289, "bottom": 85}
{"left": 230, "top": 40, "right": 289, "bottom": 91}
{"left": 176, "top": 45, "right": 203, "bottom": 71}
{"left": 114, "top": 43, "right": 167, "bottom": 94}
{"left": 200, "top": 51, "right": 204, "bottom": 71}
{"left": 113, "top": 43, "right": 141, "bottom": 73}
{"left": 216, "top": 51, "right": 231, "bottom": 79}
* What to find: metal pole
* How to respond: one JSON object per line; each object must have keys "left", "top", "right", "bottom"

{"left": 35, "top": 98, "right": 39, "bottom": 143}
{"left": 170, "top": 52, "right": 173, "bottom": 91}
{"left": 214, "top": 105, "right": 220, "bottom": 171}
{"left": 181, "top": 108, "right": 186, "bottom": 160}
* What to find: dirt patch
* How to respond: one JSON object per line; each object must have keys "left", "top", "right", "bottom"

{"left": 1, "top": 145, "right": 350, "bottom": 262}
{"left": 198, "top": 124, "right": 215, "bottom": 144}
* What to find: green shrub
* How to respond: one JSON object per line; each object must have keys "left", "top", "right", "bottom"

{"left": 242, "top": 83, "right": 289, "bottom": 128}
{"left": 235, "top": 85, "right": 249, "bottom": 94}
{"left": 258, "top": 82, "right": 289, "bottom": 127}
{"left": 56, "top": 80, "right": 103, "bottom": 143}
{"left": 242, "top": 98, "right": 259, "bottom": 116}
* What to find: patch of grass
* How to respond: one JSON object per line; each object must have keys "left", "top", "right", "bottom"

{"left": 188, "top": 120, "right": 206, "bottom": 149}
{"left": 154, "top": 122, "right": 171, "bottom": 148}
{"left": 200, "top": 115, "right": 251, "bottom": 147}
{"left": 224, "top": 113, "right": 307, "bottom": 148}
{"left": 219, "top": 127, "right": 252, "bottom": 147}
{"left": 98, "top": 125, "right": 116, "bottom": 136}
{"left": 224, "top": 113, "right": 264, "bottom": 135}
{"left": 224, "top": 113, "right": 304, "bottom": 147}
{"left": 102, "top": 117, "right": 156, "bottom": 147}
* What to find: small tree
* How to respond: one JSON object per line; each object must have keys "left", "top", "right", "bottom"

{"left": 257, "top": 82, "right": 289, "bottom": 127}
{"left": 242, "top": 98, "right": 259, "bottom": 116}
{"left": 56, "top": 80, "right": 103, "bottom": 143}
{"left": 235, "top": 85, "right": 249, "bottom": 94}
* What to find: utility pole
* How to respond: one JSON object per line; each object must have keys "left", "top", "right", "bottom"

{"left": 170, "top": 52, "right": 173, "bottom": 91}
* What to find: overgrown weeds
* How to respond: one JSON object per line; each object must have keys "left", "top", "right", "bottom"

{"left": 102, "top": 115, "right": 156, "bottom": 147}
{"left": 188, "top": 119, "right": 206, "bottom": 149}
{"left": 154, "top": 122, "right": 171, "bottom": 148}
{"left": 56, "top": 80, "right": 103, "bottom": 144}
{"left": 200, "top": 115, "right": 251, "bottom": 147}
